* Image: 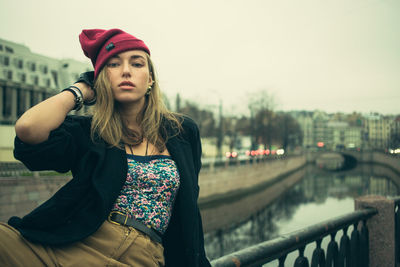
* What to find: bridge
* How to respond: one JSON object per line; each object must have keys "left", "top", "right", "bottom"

{"left": 309, "top": 149, "right": 400, "bottom": 173}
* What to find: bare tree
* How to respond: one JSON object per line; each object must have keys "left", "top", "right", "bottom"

{"left": 248, "top": 90, "right": 277, "bottom": 150}
{"left": 275, "top": 113, "right": 303, "bottom": 151}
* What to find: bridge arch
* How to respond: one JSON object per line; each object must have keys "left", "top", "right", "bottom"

{"left": 314, "top": 151, "right": 359, "bottom": 171}
{"left": 337, "top": 152, "right": 358, "bottom": 171}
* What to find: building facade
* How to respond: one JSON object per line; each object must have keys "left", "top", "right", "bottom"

{"left": 364, "top": 114, "right": 394, "bottom": 150}
{"left": 293, "top": 110, "right": 397, "bottom": 151}
{"left": 0, "top": 38, "right": 91, "bottom": 125}
{"left": 0, "top": 38, "right": 90, "bottom": 161}
{"left": 327, "top": 121, "right": 363, "bottom": 150}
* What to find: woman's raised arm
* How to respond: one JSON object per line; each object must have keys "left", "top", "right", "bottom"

{"left": 15, "top": 82, "right": 94, "bottom": 144}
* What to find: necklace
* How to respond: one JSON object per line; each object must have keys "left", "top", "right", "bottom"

{"left": 128, "top": 140, "right": 149, "bottom": 156}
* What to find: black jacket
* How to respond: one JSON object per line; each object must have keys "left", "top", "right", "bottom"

{"left": 9, "top": 115, "right": 211, "bottom": 267}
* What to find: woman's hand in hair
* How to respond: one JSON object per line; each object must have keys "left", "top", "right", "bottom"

{"left": 74, "top": 71, "right": 96, "bottom": 104}
{"left": 76, "top": 71, "right": 94, "bottom": 87}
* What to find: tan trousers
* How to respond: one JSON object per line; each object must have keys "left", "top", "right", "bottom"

{"left": 0, "top": 221, "right": 164, "bottom": 267}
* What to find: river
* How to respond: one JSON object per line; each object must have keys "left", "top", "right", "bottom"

{"left": 203, "top": 163, "right": 399, "bottom": 265}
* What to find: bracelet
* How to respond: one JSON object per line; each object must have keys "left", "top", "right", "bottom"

{"left": 84, "top": 90, "right": 97, "bottom": 106}
{"left": 61, "top": 86, "right": 83, "bottom": 111}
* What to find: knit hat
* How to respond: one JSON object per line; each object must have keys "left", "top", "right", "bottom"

{"left": 79, "top": 29, "right": 150, "bottom": 78}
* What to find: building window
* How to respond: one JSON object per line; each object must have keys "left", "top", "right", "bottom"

{"left": 2, "top": 86, "right": 12, "bottom": 117}
{"left": 5, "top": 46, "right": 14, "bottom": 53}
{"left": 30, "top": 62, "right": 36, "bottom": 72}
{"left": 4, "top": 56, "right": 9, "bottom": 66}
{"left": 20, "top": 73, "right": 26, "bottom": 83}
{"left": 33, "top": 76, "right": 39, "bottom": 86}
{"left": 46, "top": 78, "right": 51, "bottom": 87}
{"left": 17, "top": 59, "right": 23, "bottom": 69}
{"left": 6, "top": 70, "right": 12, "bottom": 80}
{"left": 0, "top": 44, "right": 3, "bottom": 51}
{"left": 40, "top": 65, "right": 48, "bottom": 74}
{"left": 51, "top": 70, "right": 58, "bottom": 87}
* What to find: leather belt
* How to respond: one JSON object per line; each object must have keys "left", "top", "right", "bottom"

{"left": 108, "top": 211, "right": 163, "bottom": 244}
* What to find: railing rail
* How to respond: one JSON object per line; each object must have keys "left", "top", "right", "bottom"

{"left": 392, "top": 196, "right": 400, "bottom": 266}
{"left": 0, "top": 162, "right": 66, "bottom": 177}
{"left": 211, "top": 208, "right": 377, "bottom": 267}
{"left": 0, "top": 162, "right": 30, "bottom": 176}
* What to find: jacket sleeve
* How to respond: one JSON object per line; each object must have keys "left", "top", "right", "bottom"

{"left": 13, "top": 115, "right": 91, "bottom": 173}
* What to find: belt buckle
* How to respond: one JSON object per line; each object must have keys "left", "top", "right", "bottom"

{"left": 108, "top": 211, "right": 129, "bottom": 226}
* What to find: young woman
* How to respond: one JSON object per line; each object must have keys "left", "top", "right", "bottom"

{"left": 0, "top": 28, "right": 211, "bottom": 267}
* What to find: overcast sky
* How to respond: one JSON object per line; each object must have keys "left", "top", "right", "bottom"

{"left": 1, "top": 0, "right": 399, "bottom": 116}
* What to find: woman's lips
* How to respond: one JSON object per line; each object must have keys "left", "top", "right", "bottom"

{"left": 118, "top": 81, "right": 135, "bottom": 88}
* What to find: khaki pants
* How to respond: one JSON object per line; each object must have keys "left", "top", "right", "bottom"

{"left": 0, "top": 221, "right": 164, "bottom": 267}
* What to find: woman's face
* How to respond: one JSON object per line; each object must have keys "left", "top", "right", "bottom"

{"left": 106, "top": 50, "right": 153, "bottom": 106}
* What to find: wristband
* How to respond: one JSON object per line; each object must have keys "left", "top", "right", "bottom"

{"left": 61, "top": 86, "right": 84, "bottom": 111}
{"left": 84, "top": 90, "right": 97, "bottom": 106}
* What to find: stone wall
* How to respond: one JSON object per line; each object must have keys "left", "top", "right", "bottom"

{"left": 0, "top": 176, "right": 70, "bottom": 222}
{"left": 201, "top": 167, "right": 306, "bottom": 233}
{"left": 198, "top": 156, "right": 306, "bottom": 200}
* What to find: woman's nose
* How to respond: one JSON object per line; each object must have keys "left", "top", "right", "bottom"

{"left": 122, "top": 62, "right": 131, "bottom": 76}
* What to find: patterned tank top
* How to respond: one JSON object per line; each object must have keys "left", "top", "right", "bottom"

{"left": 111, "top": 154, "right": 180, "bottom": 234}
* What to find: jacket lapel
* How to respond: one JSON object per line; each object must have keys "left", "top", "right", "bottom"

{"left": 88, "top": 141, "right": 127, "bottom": 215}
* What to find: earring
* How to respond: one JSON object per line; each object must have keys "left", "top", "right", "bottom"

{"left": 146, "top": 86, "right": 152, "bottom": 96}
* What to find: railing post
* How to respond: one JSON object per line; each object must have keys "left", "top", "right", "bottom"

{"left": 355, "top": 195, "right": 395, "bottom": 267}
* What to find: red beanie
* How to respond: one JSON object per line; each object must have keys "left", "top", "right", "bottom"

{"left": 79, "top": 29, "right": 151, "bottom": 78}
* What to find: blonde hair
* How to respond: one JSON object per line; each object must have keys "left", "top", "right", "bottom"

{"left": 90, "top": 53, "right": 182, "bottom": 152}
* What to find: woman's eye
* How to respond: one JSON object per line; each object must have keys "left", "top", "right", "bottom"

{"left": 107, "top": 62, "right": 119, "bottom": 67}
{"left": 132, "top": 62, "right": 144, "bottom": 67}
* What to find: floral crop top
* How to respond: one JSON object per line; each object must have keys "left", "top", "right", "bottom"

{"left": 111, "top": 154, "right": 180, "bottom": 234}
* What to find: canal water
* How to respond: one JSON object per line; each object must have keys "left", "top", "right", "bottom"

{"left": 204, "top": 163, "right": 399, "bottom": 265}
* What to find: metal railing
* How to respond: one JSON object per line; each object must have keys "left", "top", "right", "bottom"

{"left": 393, "top": 197, "right": 400, "bottom": 266}
{"left": 0, "top": 162, "right": 64, "bottom": 177}
{"left": 211, "top": 208, "right": 377, "bottom": 267}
